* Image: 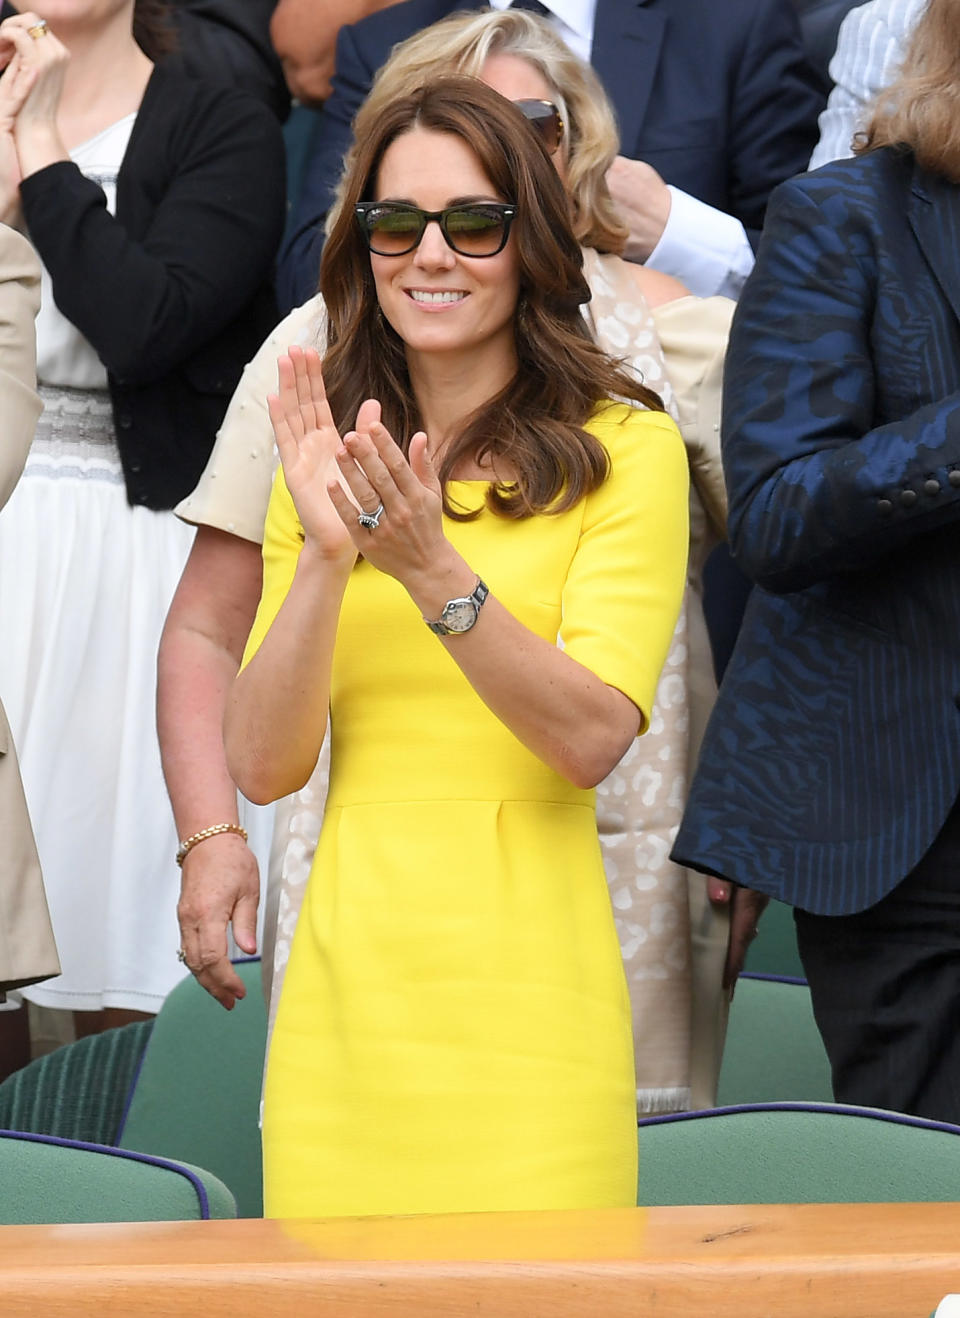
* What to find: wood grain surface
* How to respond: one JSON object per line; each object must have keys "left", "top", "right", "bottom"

{"left": 0, "top": 1203, "right": 955, "bottom": 1316}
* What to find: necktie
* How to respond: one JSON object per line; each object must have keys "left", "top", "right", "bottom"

{"left": 508, "top": 0, "right": 550, "bottom": 15}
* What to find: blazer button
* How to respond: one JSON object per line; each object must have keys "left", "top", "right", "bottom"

{"left": 877, "top": 498, "right": 893, "bottom": 515}
{"left": 117, "top": 414, "right": 133, "bottom": 430}
{"left": 925, "top": 478, "right": 941, "bottom": 495}
{"left": 950, "top": 470, "right": 960, "bottom": 487}
{"left": 900, "top": 489, "right": 918, "bottom": 507}
{"left": 129, "top": 461, "right": 143, "bottom": 474}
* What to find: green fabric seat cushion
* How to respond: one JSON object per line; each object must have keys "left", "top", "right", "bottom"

{"left": 637, "top": 1103, "right": 960, "bottom": 1205}
{"left": 0, "top": 1130, "right": 236, "bottom": 1223}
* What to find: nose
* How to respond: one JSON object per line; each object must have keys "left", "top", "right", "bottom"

{"left": 413, "top": 219, "right": 455, "bottom": 269}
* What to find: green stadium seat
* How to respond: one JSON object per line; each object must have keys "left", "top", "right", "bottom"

{"left": 117, "top": 958, "right": 267, "bottom": 1218}
{"left": 744, "top": 897, "right": 805, "bottom": 979}
{"left": 717, "top": 973, "right": 833, "bottom": 1105}
{"left": 0, "top": 1129, "right": 235, "bottom": 1223}
{"left": 637, "top": 1103, "right": 960, "bottom": 1206}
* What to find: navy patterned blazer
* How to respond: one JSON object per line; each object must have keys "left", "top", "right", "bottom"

{"left": 672, "top": 148, "right": 960, "bottom": 916}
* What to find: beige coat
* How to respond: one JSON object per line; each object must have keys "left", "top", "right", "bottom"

{"left": 0, "top": 225, "right": 59, "bottom": 995}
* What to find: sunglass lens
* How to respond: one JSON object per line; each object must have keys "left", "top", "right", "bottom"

{"left": 514, "top": 100, "right": 560, "bottom": 154}
{"left": 364, "top": 207, "right": 423, "bottom": 253}
{"left": 444, "top": 206, "right": 508, "bottom": 255}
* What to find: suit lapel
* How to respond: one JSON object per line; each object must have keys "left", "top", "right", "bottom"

{"left": 589, "top": 0, "right": 663, "bottom": 153}
{"left": 908, "top": 166, "right": 960, "bottom": 330}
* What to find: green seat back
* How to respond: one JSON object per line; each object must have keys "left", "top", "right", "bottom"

{"left": 0, "top": 1020, "right": 153, "bottom": 1145}
{"left": 0, "top": 1130, "right": 235, "bottom": 1223}
{"left": 717, "top": 974, "right": 833, "bottom": 1105}
{"left": 637, "top": 1104, "right": 960, "bottom": 1205}
{"left": 118, "top": 960, "right": 267, "bottom": 1218}
{"left": 744, "top": 897, "right": 805, "bottom": 978}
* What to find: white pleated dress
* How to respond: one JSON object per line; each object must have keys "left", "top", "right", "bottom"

{"left": 0, "top": 118, "right": 194, "bottom": 1013}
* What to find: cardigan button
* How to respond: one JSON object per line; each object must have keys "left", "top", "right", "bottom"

{"left": 877, "top": 498, "right": 893, "bottom": 515}
{"left": 900, "top": 489, "right": 918, "bottom": 507}
{"left": 950, "top": 470, "right": 960, "bottom": 487}
{"left": 925, "top": 479, "right": 941, "bottom": 495}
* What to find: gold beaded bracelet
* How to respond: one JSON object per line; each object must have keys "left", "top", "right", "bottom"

{"left": 175, "top": 823, "right": 248, "bottom": 868}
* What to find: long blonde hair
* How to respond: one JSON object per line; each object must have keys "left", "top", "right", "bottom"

{"left": 855, "top": 0, "right": 960, "bottom": 180}
{"left": 329, "top": 8, "right": 627, "bottom": 253}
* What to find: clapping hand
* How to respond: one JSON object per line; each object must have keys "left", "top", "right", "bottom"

{"left": 267, "top": 345, "right": 363, "bottom": 568}
{"left": 328, "top": 413, "right": 450, "bottom": 592}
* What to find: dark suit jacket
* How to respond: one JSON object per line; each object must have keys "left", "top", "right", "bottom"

{"left": 790, "top": 0, "right": 860, "bottom": 96}
{"left": 276, "top": 0, "right": 824, "bottom": 311}
{"left": 673, "top": 149, "right": 960, "bottom": 916}
{"left": 18, "top": 63, "right": 285, "bottom": 510}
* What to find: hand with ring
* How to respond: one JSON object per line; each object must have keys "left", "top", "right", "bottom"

{"left": 357, "top": 502, "right": 384, "bottom": 531}
{"left": 326, "top": 406, "right": 463, "bottom": 599}
{"left": 0, "top": 11, "right": 69, "bottom": 181}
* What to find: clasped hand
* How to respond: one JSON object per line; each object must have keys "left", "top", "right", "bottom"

{"left": 269, "top": 346, "right": 450, "bottom": 590}
{"left": 0, "top": 11, "right": 68, "bottom": 224}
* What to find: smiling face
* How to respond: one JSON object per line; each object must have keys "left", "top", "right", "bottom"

{"left": 369, "top": 126, "right": 521, "bottom": 375}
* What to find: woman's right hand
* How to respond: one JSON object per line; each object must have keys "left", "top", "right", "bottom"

{"left": 177, "top": 833, "right": 260, "bottom": 1011}
{"left": 267, "top": 346, "right": 363, "bottom": 567}
{"left": 0, "top": 50, "right": 35, "bottom": 225}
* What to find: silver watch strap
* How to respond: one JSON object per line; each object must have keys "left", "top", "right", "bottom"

{"left": 424, "top": 578, "right": 489, "bottom": 635}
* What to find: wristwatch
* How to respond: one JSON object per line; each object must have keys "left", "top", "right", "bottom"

{"left": 424, "top": 578, "right": 489, "bottom": 635}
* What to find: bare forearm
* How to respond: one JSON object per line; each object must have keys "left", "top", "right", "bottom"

{"left": 225, "top": 543, "right": 349, "bottom": 804}
{"left": 408, "top": 558, "right": 640, "bottom": 789}
{"left": 157, "top": 527, "right": 263, "bottom": 834}
{"left": 158, "top": 623, "right": 243, "bottom": 836}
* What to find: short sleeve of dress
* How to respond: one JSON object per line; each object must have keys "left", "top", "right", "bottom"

{"left": 240, "top": 464, "right": 305, "bottom": 670}
{"left": 175, "top": 296, "right": 326, "bottom": 544}
{"left": 560, "top": 404, "right": 689, "bottom": 734}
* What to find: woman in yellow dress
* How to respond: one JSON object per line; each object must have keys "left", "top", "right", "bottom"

{"left": 225, "top": 78, "right": 689, "bottom": 1218}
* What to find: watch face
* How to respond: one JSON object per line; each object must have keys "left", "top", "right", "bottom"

{"left": 441, "top": 598, "right": 479, "bottom": 633}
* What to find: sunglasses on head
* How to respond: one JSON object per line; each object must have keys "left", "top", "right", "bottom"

{"left": 513, "top": 98, "right": 564, "bottom": 155}
{"left": 355, "top": 201, "right": 518, "bottom": 257}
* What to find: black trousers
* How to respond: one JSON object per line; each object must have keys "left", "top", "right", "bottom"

{"left": 794, "top": 799, "right": 960, "bottom": 1126}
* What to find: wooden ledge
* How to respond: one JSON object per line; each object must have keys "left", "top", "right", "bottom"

{"left": 0, "top": 1203, "right": 957, "bottom": 1316}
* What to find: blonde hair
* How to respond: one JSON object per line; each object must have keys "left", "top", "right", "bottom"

{"left": 855, "top": 0, "right": 960, "bottom": 181}
{"left": 329, "top": 8, "right": 627, "bottom": 253}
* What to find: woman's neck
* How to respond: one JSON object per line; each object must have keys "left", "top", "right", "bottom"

{"left": 406, "top": 344, "right": 518, "bottom": 472}
{"left": 56, "top": 16, "right": 153, "bottom": 147}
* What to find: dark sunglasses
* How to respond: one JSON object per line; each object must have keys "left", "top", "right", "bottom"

{"left": 514, "top": 99, "right": 564, "bottom": 155}
{"left": 355, "top": 201, "right": 517, "bottom": 257}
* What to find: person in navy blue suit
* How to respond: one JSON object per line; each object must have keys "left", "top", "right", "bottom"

{"left": 276, "top": 0, "right": 824, "bottom": 313}
{"left": 674, "top": 0, "right": 960, "bottom": 1125}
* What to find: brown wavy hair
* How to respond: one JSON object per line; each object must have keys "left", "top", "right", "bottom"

{"left": 320, "top": 78, "right": 663, "bottom": 521}
{"left": 330, "top": 9, "right": 627, "bottom": 255}
{"left": 855, "top": 0, "right": 960, "bottom": 181}
{"left": 133, "top": 0, "right": 177, "bottom": 59}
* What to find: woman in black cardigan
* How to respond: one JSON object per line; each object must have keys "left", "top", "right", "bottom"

{"left": 0, "top": 0, "right": 284, "bottom": 1045}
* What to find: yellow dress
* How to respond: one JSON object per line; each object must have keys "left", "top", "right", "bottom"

{"left": 246, "top": 403, "right": 689, "bottom": 1218}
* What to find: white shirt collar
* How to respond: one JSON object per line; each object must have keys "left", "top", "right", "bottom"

{"left": 486, "top": 0, "right": 596, "bottom": 61}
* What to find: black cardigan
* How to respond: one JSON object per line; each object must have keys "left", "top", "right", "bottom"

{"left": 19, "top": 63, "right": 286, "bottom": 509}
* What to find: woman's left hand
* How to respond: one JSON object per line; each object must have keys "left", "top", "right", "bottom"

{"left": 0, "top": 13, "right": 69, "bottom": 176}
{"left": 328, "top": 421, "right": 458, "bottom": 591}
